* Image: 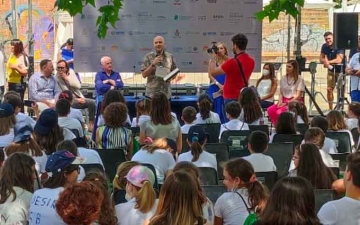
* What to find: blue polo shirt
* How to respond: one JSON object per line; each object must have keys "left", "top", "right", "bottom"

{"left": 321, "top": 43, "right": 345, "bottom": 73}
{"left": 94, "top": 70, "right": 124, "bottom": 96}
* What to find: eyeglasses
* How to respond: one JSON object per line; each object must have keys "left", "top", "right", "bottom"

{"left": 57, "top": 67, "right": 66, "bottom": 71}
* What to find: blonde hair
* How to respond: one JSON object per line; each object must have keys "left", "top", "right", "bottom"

{"left": 112, "top": 161, "right": 140, "bottom": 190}
{"left": 141, "top": 138, "right": 169, "bottom": 154}
{"left": 0, "top": 116, "right": 16, "bottom": 136}
{"left": 326, "top": 110, "right": 347, "bottom": 131}
{"left": 216, "top": 42, "right": 228, "bottom": 65}
{"left": 133, "top": 180, "right": 156, "bottom": 213}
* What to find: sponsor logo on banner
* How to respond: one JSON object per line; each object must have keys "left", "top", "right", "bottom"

{"left": 110, "top": 30, "right": 126, "bottom": 36}
{"left": 225, "top": 0, "right": 241, "bottom": 3}
{"left": 213, "top": 14, "right": 224, "bottom": 21}
{"left": 123, "top": 47, "right": 135, "bottom": 53}
{"left": 186, "top": 46, "right": 198, "bottom": 53}
{"left": 172, "top": 47, "right": 183, "bottom": 53}
{"left": 79, "top": 47, "right": 91, "bottom": 52}
{"left": 202, "top": 31, "right": 217, "bottom": 36}
{"left": 120, "top": 14, "right": 132, "bottom": 20}
{"left": 111, "top": 45, "right": 119, "bottom": 52}
{"left": 207, "top": 0, "right": 217, "bottom": 3}
{"left": 220, "top": 31, "right": 235, "bottom": 36}
{"left": 80, "top": 14, "right": 97, "bottom": 19}
{"left": 157, "top": 16, "right": 167, "bottom": 21}
{"left": 174, "top": 15, "right": 193, "bottom": 21}
{"left": 187, "top": 0, "right": 199, "bottom": 2}
{"left": 81, "top": 29, "right": 89, "bottom": 36}
{"left": 128, "top": 31, "right": 146, "bottom": 36}
{"left": 174, "top": 29, "right": 181, "bottom": 38}
{"left": 155, "top": 31, "right": 168, "bottom": 35}
{"left": 139, "top": 47, "right": 153, "bottom": 52}
{"left": 173, "top": 0, "right": 181, "bottom": 5}
{"left": 198, "top": 15, "right": 207, "bottom": 21}
{"left": 153, "top": 0, "right": 167, "bottom": 3}
{"left": 186, "top": 31, "right": 200, "bottom": 35}
{"left": 229, "top": 12, "right": 243, "bottom": 21}
{"left": 181, "top": 61, "right": 193, "bottom": 66}
{"left": 96, "top": 46, "right": 106, "bottom": 52}
{"left": 138, "top": 12, "right": 152, "bottom": 21}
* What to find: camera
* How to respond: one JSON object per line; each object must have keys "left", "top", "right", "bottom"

{"left": 207, "top": 42, "right": 218, "bottom": 54}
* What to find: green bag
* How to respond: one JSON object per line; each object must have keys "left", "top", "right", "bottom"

{"left": 243, "top": 213, "right": 258, "bottom": 225}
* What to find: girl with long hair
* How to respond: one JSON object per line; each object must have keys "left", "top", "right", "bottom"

{"left": 256, "top": 63, "right": 277, "bottom": 109}
{"left": 256, "top": 177, "right": 320, "bottom": 225}
{"left": 131, "top": 97, "right": 151, "bottom": 127}
{"left": 146, "top": 171, "right": 210, "bottom": 225}
{"left": 83, "top": 172, "right": 118, "bottom": 225}
{"left": 195, "top": 94, "right": 221, "bottom": 124}
{"left": 0, "top": 103, "right": 16, "bottom": 147}
{"left": 208, "top": 42, "right": 228, "bottom": 122}
{"left": 269, "top": 112, "right": 297, "bottom": 143}
{"left": 288, "top": 100, "right": 309, "bottom": 124}
{"left": 174, "top": 162, "right": 215, "bottom": 225}
{"left": 214, "top": 158, "right": 269, "bottom": 225}
{"left": 289, "top": 144, "right": 336, "bottom": 189}
{"left": 239, "top": 87, "right": 264, "bottom": 125}
{"left": 116, "top": 165, "right": 157, "bottom": 225}
{"left": 267, "top": 60, "right": 305, "bottom": 125}
{"left": 178, "top": 125, "right": 217, "bottom": 171}
{"left": 132, "top": 138, "right": 176, "bottom": 185}
{"left": 139, "top": 91, "right": 182, "bottom": 152}
{"left": 327, "top": 110, "right": 355, "bottom": 147}
{"left": 0, "top": 153, "right": 36, "bottom": 224}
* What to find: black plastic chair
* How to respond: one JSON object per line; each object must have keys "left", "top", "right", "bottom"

{"left": 249, "top": 125, "right": 269, "bottom": 136}
{"left": 329, "top": 167, "right": 340, "bottom": 178}
{"left": 351, "top": 127, "right": 359, "bottom": 147}
{"left": 296, "top": 124, "right": 309, "bottom": 135}
{"left": 204, "top": 143, "right": 229, "bottom": 179}
{"left": 141, "top": 163, "right": 160, "bottom": 191}
{"left": 229, "top": 149, "right": 250, "bottom": 159}
{"left": 330, "top": 153, "right": 349, "bottom": 172}
{"left": 81, "top": 163, "right": 105, "bottom": 174}
{"left": 314, "top": 189, "right": 336, "bottom": 213}
{"left": 220, "top": 130, "right": 251, "bottom": 151}
{"left": 198, "top": 167, "right": 218, "bottom": 185}
{"left": 265, "top": 143, "right": 294, "bottom": 177}
{"left": 182, "top": 133, "right": 189, "bottom": 153}
{"left": 201, "top": 185, "right": 227, "bottom": 203}
{"left": 272, "top": 134, "right": 304, "bottom": 147}
{"left": 94, "top": 148, "right": 127, "bottom": 181}
{"left": 326, "top": 131, "right": 352, "bottom": 153}
{"left": 197, "top": 123, "right": 221, "bottom": 143}
{"left": 256, "top": 171, "right": 278, "bottom": 191}
{"left": 70, "top": 129, "right": 80, "bottom": 138}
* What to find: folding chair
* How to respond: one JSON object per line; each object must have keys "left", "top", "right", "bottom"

{"left": 272, "top": 134, "right": 304, "bottom": 147}
{"left": 95, "top": 148, "right": 127, "bottom": 181}
{"left": 229, "top": 149, "right": 250, "bottom": 159}
{"left": 197, "top": 123, "right": 221, "bottom": 143}
{"left": 255, "top": 171, "right": 278, "bottom": 191}
{"left": 204, "top": 143, "right": 229, "bottom": 179}
{"left": 181, "top": 133, "right": 189, "bottom": 153}
{"left": 330, "top": 153, "right": 349, "bottom": 173}
{"left": 326, "top": 132, "right": 352, "bottom": 153}
{"left": 70, "top": 129, "right": 80, "bottom": 138}
{"left": 81, "top": 163, "right": 105, "bottom": 174}
{"left": 249, "top": 125, "right": 269, "bottom": 136}
{"left": 314, "top": 189, "right": 336, "bottom": 213}
{"left": 220, "top": 130, "right": 251, "bottom": 151}
{"left": 198, "top": 167, "right": 218, "bottom": 185}
{"left": 201, "top": 185, "right": 227, "bottom": 203}
{"left": 265, "top": 142, "right": 294, "bottom": 177}
{"left": 296, "top": 124, "right": 309, "bottom": 135}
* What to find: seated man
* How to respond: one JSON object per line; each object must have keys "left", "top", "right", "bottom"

{"left": 56, "top": 99, "right": 84, "bottom": 138}
{"left": 56, "top": 60, "right": 96, "bottom": 124}
{"left": 28, "top": 59, "right": 60, "bottom": 112}
{"left": 94, "top": 56, "right": 123, "bottom": 103}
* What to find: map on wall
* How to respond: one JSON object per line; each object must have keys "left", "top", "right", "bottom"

{"left": 74, "top": 0, "right": 262, "bottom": 72}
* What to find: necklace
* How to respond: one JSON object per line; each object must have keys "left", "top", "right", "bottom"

{"left": 286, "top": 75, "right": 294, "bottom": 86}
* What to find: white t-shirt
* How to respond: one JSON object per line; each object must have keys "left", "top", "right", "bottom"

{"left": 98, "top": 114, "right": 132, "bottom": 127}
{"left": 0, "top": 51, "right": 5, "bottom": 86}
{"left": 181, "top": 123, "right": 196, "bottom": 134}
{"left": 0, "top": 187, "right": 33, "bottom": 225}
{"left": 297, "top": 116, "right": 305, "bottom": 124}
{"left": 243, "top": 153, "right": 277, "bottom": 172}
{"left": 219, "top": 119, "right": 249, "bottom": 139}
{"left": 131, "top": 115, "right": 151, "bottom": 127}
{"left": 29, "top": 187, "right": 66, "bottom": 225}
{"left": 318, "top": 197, "right": 360, "bottom": 225}
{"left": 178, "top": 150, "right": 218, "bottom": 171}
{"left": 63, "top": 128, "right": 76, "bottom": 140}
{"left": 0, "top": 128, "right": 14, "bottom": 147}
{"left": 58, "top": 117, "right": 84, "bottom": 137}
{"left": 195, "top": 111, "right": 221, "bottom": 124}
{"left": 323, "top": 137, "right": 338, "bottom": 154}
{"left": 214, "top": 189, "right": 250, "bottom": 225}
{"left": 257, "top": 79, "right": 273, "bottom": 102}
{"left": 132, "top": 149, "right": 176, "bottom": 184}
{"left": 289, "top": 149, "right": 336, "bottom": 171}
{"left": 32, "top": 151, "right": 48, "bottom": 174}
{"left": 115, "top": 198, "right": 158, "bottom": 225}
{"left": 69, "top": 107, "right": 85, "bottom": 124}
{"left": 17, "top": 112, "right": 36, "bottom": 128}
{"left": 347, "top": 52, "right": 360, "bottom": 92}
{"left": 346, "top": 118, "right": 358, "bottom": 130}
{"left": 238, "top": 111, "right": 263, "bottom": 125}
{"left": 279, "top": 75, "right": 305, "bottom": 98}
{"left": 78, "top": 147, "right": 104, "bottom": 169}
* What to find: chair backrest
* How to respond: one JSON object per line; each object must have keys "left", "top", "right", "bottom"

{"left": 296, "top": 124, "right": 309, "bottom": 135}
{"left": 220, "top": 130, "right": 251, "bottom": 151}
{"left": 70, "top": 129, "right": 80, "bottom": 138}
{"left": 229, "top": 149, "right": 250, "bottom": 159}
{"left": 329, "top": 167, "right": 340, "bottom": 179}
{"left": 141, "top": 163, "right": 159, "bottom": 191}
{"left": 272, "top": 134, "right": 304, "bottom": 147}
{"left": 94, "top": 149, "right": 127, "bottom": 181}
{"left": 201, "top": 185, "right": 227, "bottom": 203}
{"left": 351, "top": 127, "right": 359, "bottom": 146}
{"left": 198, "top": 167, "right": 218, "bottom": 185}
{"left": 326, "top": 132, "right": 351, "bottom": 153}
{"left": 255, "top": 171, "right": 278, "bottom": 191}
{"left": 265, "top": 143, "right": 294, "bottom": 177}
{"left": 249, "top": 125, "right": 269, "bottom": 136}
{"left": 314, "top": 189, "right": 336, "bottom": 213}
{"left": 81, "top": 163, "right": 105, "bottom": 175}
{"left": 198, "top": 123, "right": 221, "bottom": 143}
{"left": 330, "top": 153, "right": 349, "bottom": 162}
{"left": 182, "top": 133, "right": 189, "bottom": 153}
{"left": 204, "top": 143, "right": 229, "bottom": 179}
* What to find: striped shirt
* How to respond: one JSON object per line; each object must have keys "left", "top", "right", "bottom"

{"left": 97, "top": 126, "right": 132, "bottom": 151}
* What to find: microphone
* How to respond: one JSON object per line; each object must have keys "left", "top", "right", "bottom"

{"left": 133, "top": 65, "right": 140, "bottom": 99}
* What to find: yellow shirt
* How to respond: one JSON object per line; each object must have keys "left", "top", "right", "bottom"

{"left": 6, "top": 54, "right": 26, "bottom": 83}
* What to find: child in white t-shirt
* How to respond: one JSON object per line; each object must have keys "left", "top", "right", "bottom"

{"left": 219, "top": 101, "right": 249, "bottom": 139}
{"left": 194, "top": 94, "right": 221, "bottom": 124}
{"left": 243, "top": 131, "right": 276, "bottom": 172}
{"left": 181, "top": 106, "right": 197, "bottom": 134}
{"left": 346, "top": 102, "right": 360, "bottom": 130}
{"left": 310, "top": 116, "right": 338, "bottom": 154}
{"left": 131, "top": 97, "right": 151, "bottom": 127}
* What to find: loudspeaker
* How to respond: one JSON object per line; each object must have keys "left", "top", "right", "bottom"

{"left": 333, "top": 13, "right": 358, "bottom": 49}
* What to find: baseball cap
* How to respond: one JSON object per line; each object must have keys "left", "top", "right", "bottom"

{"left": 125, "top": 165, "right": 155, "bottom": 188}
{"left": 34, "top": 108, "right": 58, "bottom": 135}
{"left": 14, "top": 120, "right": 33, "bottom": 143}
{"left": 0, "top": 103, "right": 14, "bottom": 118}
{"left": 187, "top": 125, "right": 207, "bottom": 143}
{"left": 166, "top": 138, "right": 177, "bottom": 153}
{"left": 46, "top": 150, "right": 86, "bottom": 173}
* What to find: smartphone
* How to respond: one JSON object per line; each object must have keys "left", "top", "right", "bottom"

{"left": 24, "top": 100, "right": 35, "bottom": 107}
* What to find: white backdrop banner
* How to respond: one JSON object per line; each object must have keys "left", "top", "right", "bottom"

{"left": 74, "top": 0, "right": 262, "bottom": 72}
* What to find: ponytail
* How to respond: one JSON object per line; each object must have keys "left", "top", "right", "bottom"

{"left": 247, "top": 179, "right": 269, "bottom": 213}
{"left": 198, "top": 94, "right": 212, "bottom": 120}
{"left": 190, "top": 136, "right": 203, "bottom": 162}
{"left": 135, "top": 180, "right": 156, "bottom": 213}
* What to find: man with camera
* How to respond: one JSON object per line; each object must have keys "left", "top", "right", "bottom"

{"left": 208, "top": 33, "right": 255, "bottom": 120}
{"left": 141, "top": 36, "right": 178, "bottom": 99}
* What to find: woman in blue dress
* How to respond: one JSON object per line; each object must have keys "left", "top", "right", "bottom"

{"left": 207, "top": 42, "right": 227, "bottom": 123}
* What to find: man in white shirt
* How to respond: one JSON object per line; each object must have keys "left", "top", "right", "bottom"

{"left": 243, "top": 131, "right": 276, "bottom": 172}
{"left": 346, "top": 52, "right": 360, "bottom": 103}
{"left": 219, "top": 101, "right": 249, "bottom": 139}
{"left": 318, "top": 152, "right": 360, "bottom": 225}
{"left": 56, "top": 99, "right": 84, "bottom": 137}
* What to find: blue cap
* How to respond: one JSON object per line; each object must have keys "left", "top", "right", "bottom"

{"left": 187, "top": 125, "right": 207, "bottom": 143}
{"left": 0, "top": 103, "right": 14, "bottom": 118}
{"left": 45, "top": 150, "right": 86, "bottom": 173}
{"left": 14, "top": 121, "right": 33, "bottom": 143}
{"left": 34, "top": 108, "right": 58, "bottom": 135}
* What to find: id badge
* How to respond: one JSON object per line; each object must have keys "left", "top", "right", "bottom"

{"left": 155, "top": 66, "right": 169, "bottom": 78}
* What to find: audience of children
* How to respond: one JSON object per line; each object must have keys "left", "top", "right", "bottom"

{"left": 219, "top": 101, "right": 249, "bottom": 139}
{"left": 287, "top": 100, "right": 309, "bottom": 124}
{"left": 56, "top": 98, "right": 84, "bottom": 137}
{"left": 310, "top": 115, "right": 338, "bottom": 154}
{"left": 269, "top": 112, "right": 297, "bottom": 143}
{"left": 346, "top": 102, "right": 360, "bottom": 130}
{"left": 238, "top": 87, "right": 264, "bottom": 125}
{"left": 181, "top": 106, "right": 197, "bottom": 134}
{"left": 327, "top": 110, "right": 355, "bottom": 148}
{"left": 195, "top": 94, "right": 221, "bottom": 124}
{"left": 0, "top": 103, "right": 16, "bottom": 147}
{"left": 131, "top": 97, "right": 151, "bottom": 127}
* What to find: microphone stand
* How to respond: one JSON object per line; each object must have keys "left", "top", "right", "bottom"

{"left": 133, "top": 65, "right": 140, "bottom": 99}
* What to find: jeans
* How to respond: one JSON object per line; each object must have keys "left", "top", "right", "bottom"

{"left": 72, "top": 98, "right": 96, "bottom": 122}
{"left": 223, "top": 98, "right": 237, "bottom": 122}
{"left": 351, "top": 90, "right": 360, "bottom": 103}
{"left": 8, "top": 82, "right": 26, "bottom": 112}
